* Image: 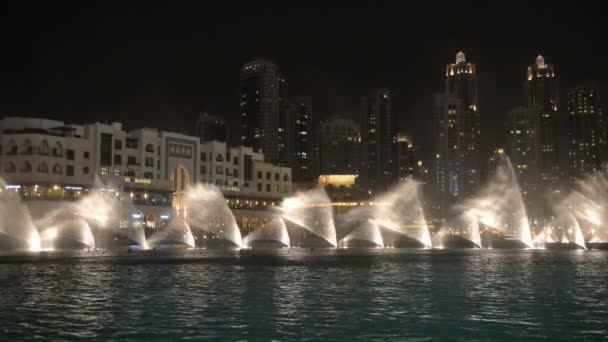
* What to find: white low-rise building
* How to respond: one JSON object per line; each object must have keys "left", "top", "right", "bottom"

{"left": 0, "top": 117, "right": 292, "bottom": 230}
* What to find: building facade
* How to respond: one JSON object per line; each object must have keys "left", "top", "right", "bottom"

{"left": 567, "top": 87, "right": 606, "bottom": 183}
{"left": 240, "top": 58, "right": 280, "bottom": 162}
{"left": 360, "top": 88, "right": 397, "bottom": 193}
{"left": 436, "top": 52, "right": 480, "bottom": 210}
{"left": 195, "top": 113, "right": 228, "bottom": 143}
{"left": 316, "top": 118, "right": 359, "bottom": 177}
{"left": 0, "top": 117, "right": 292, "bottom": 231}
{"left": 525, "top": 55, "right": 560, "bottom": 191}
{"left": 396, "top": 134, "right": 420, "bottom": 182}
{"left": 290, "top": 96, "right": 313, "bottom": 181}
{"left": 505, "top": 106, "right": 539, "bottom": 198}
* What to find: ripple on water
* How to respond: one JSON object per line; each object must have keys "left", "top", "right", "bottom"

{"left": 0, "top": 250, "right": 606, "bottom": 340}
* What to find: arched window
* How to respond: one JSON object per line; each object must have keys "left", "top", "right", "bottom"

{"left": 21, "top": 139, "right": 33, "bottom": 155}
{"left": 52, "top": 142, "right": 63, "bottom": 157}
{"left": 20, "top": 162, "right": 32, "bottom": 172}
{"left": 52, "top": 163, "right": 63, "bottom": 175}
{"left": 4, "top": 162, "right": 16, "bottom": 173}
{"left": 145, "top": 157, "right": 154, "bottom": 167}
{"left": 7, "top": 140, "right": 17, "bottom": 155}
{"left": 38, "top": 162, "right": 49, "bottom": 173}
{"left": 143, "top": 171, "right": 154, "bottom": 179}
{"left": 145, "top": 144, "right": 154, "bottom": 153}
{"left": 216, "top": 154, "right": 224, "bottom": 162}
{"left": 283, "top": 174, "right": 289, "bottom": 182}
{"left": 275, "top": 173, "right": 279, "bottom": 181}
{"left": 39, "top": 140, "right": 50, "bottom": 155}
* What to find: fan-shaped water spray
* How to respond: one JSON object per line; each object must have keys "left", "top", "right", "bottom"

{"left": 243, "top": 218, "right": 290, "bottom": 247}
{"left": 340, "top": 220, "right": 384, "bottom": 248}
{"left": 557, "top": 172, "right": 608, "bottom": 244}
{"left": 456, "top": 155, "right": 533, "bottom": 248}
{"left": 0, "top": 179, "right": 41, "bottom": 251}
{"left": 341, "top": 179, "right": 432, "bottom": 248}
{"left": 183, "top": 184, "right": 243, "bottom": 247}
{"left": 147, "top": 219, "right": 195, "bottom": 248}
{"left": 278, "top": 187, "right": 337, "bottom": 247}
{"left": 39, "top": 219, "right": 96, "bottom": 250}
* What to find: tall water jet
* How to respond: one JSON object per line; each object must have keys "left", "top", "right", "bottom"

{"left": 456, "top": 154, "right": 533, "bottom": 248}
{"left": 183, "top": 183, "right": 243, "bottom": 247}
{"left": 0, "top": 180, "right": 40, "bottom": 251}
{"left": 459, "top": 210, "right": 482, "bottom": 248}
{"left": 39, "top": 219, "right": 96, "bottom": 250}
{"left": 340, "top": 220, "right": 384, "bottom": 248}
{"left": 243, "top": 218, "right": 290, "bottom": 247}
{"left": 278, "top": 187, "right": 337, "bottom": 247}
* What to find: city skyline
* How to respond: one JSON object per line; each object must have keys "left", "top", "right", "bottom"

{"left": 2, "top": 3, "right": 608, "bottom": 166}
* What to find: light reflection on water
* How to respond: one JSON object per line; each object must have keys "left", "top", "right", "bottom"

{"left": 0, "top": 250, "right": 607, "bottom": 341}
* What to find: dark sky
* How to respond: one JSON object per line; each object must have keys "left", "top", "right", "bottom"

{"left": 1, "top": 2, "right": 607, "bottom": 164}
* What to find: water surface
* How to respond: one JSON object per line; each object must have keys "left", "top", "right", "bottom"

{"left": 0, "top": 249, "right": 606, "bottom": 341}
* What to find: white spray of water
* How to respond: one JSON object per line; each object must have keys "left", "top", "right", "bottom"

{"left": 278, "top": 187, "right": 337, "bottom": 247}
{"left": 243, "top": 218, "right": 290, "bottom": 247}
{"left": 457, "top": 154, "right": 533, "bottom": 248}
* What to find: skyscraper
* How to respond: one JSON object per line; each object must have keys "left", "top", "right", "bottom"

{"left": 396, "top": 133, "right": 419, "bottom": 181}
{"left": 277, "top": 76, "right": 291, "bottom": 166}
{"left": 567, "top": 87, "right": 606, "bottom": 182}
{"left": 195, "top": 113, "right": 228, "bottom": 143}
{"left": 505, "top": 106, "right": 539, "bottom": 196}
{"left": 240, "top": 58, "right": 280, "bottom": 162}
{"left": 525, "top": 55, "right": 560, "bottom": 190}
{"left": 360, "top": 88, "right": 396, "bottom": 192}
{"left": 436, "top": 51, "right": 480, "bottom": 207}
{"left": 316, "top": 118, "right": 360, "bottom": 176}
{"left": 291, "top": 96, "right": 313, "bottom": 181}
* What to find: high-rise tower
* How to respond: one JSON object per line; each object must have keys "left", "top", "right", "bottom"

{"left": 438, "top": 51, "right": 480, "bottom": 203}
{"left": 525, "top": 55, "right": 560, "bottom": 190}
{"left": 240, "top": 58, "right": 280, "bottom": 162}
{"left": 360, "top": 88, "right": 397, "bottom": 193}
{"left": 567, "top": 87, "right": 606, "bottom": 182}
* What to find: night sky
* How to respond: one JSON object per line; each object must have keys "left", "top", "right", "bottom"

{"left": 1, "top": 2, "right": 607, "bottom": 164}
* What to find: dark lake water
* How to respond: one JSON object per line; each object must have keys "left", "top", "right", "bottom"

{"left": 0, "top": 249, "right": 607, "bottom": 341}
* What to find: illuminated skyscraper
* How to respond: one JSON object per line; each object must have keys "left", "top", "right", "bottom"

{"left": 240, "top": 58, "right": 280, "bottom": 162}
{"left": 437, "top": 51, "right": 480, "bottom": 207}
{"left": 525, "top": 55, "right": 560, "bottom": 190}
{"left": 360, "top": 88, "right": 397, "bottom": 192}
{"left": 316, "top": 118, "right": 359, "bottom": 176}
{"left": 291, "top": 96, "right": 313, "bottom": 181}
{"left": 396, "top": 133, "right": 420, "bottom": 181}
{"left": 567, "top": 87, "right": 606, "bottom": 182}
{"left": 505, "top": 106, "right": 539, "bottom": 195}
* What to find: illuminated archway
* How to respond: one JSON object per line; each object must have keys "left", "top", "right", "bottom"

{"left": 145, "top": 212, "right": 158, "bottom": 229}
{"left": 171, "top": 165, "right": 191, "bottom": 218}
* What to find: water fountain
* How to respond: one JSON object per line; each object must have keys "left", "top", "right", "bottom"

{"left": 340, "top": 220, "right": 384, "bottom": 248}
{"left": 456, "top": 155, "right": 533, "bottom": 248}
{"left": 278, "top": 187, "right": 337, "bottom": 247}
{"left": 243, "top": 218, "right": 290, "bottom": 248}
{"left": 39, "top": 219, "right": 96, "bottom": 250}
{"left": 0, "top": 179, "right": 40, "bottom": 251}
{"left": 555, "top": 172, "right": 608, "bottom": 247}
{"left": 340, "top": 179, "right": 431, "bottom": 248}
{"left": 147, "top": 218, "right": 195, "bottom": 248}
{"left": 183, "top": 183, "right": 243, "bottom": 248}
